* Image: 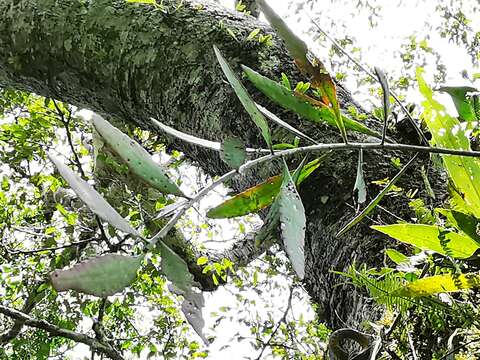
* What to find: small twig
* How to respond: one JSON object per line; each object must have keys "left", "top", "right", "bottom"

{"left": 437, "top": 338, "right": 480, "bottom": 360}
{"left": 0, "top": 305, "right": 123, "bottom": 360}
{"left": 7, "top": 238, "right": 95, "bottom": 255}
{"left": 255, "top": 287, "right": 294, "bottom": 360}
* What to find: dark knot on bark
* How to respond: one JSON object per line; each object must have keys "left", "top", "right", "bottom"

{"left": 328, "top": 328, "right": 372, "bottom": 360}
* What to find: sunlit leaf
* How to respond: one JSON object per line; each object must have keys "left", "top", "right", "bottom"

{"left": 207, "top": 157, "right": 325, "bottom": 219}
{"left": 372, "top": 224, "right": 480, "bottom": 259}
{"left": 242, "top": 66, "right": 380, "bottom": 138}
{"left": 50, "top": 253, "right": 144, "bottom": 297}
{"left": 278, "top": 160, "right": 306, "bottom": 279}
{"left": 393, "top": 272, "right": 480, "bottom": 297}
{"left": 92, "top": 113, "right": 184, "bottom": 197}
{"left": 436, "top": 86, "right": 478, "bottom": 121}
{"left": 220, "top": 137, "right": 246, "bottom": 169}
{"left": 385, "top": 249, "right": 408, "bottom": 265}
{"left": 418, "top": 69, "right": 480, "bottom": 218}
{"left": 48, "top": 153, "right": 141, "bottom": 237}
{"left": 436, "top": 208, "right": 480, "bottom": 243}
{"left": 213, "top": 46, "right": 272, "bottom": 150}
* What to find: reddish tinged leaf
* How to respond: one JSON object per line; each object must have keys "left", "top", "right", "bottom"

{"left": 207, "top": 157, "right": 325, "bottom": 219}
{"left": 207, "top": 176, "right": 282, "bottom": 219}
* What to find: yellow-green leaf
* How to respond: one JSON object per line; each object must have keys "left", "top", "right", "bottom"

{"left": 393, "top": 272, "right": 480, "bottom": 297}
{"left": 372, "top": 224, "right": 480, "bottom": 259}
{"left": 417, "top": 68, "right": 480, "bottom": 218}
{"left": 206, "top": 157, "right": 324, "bottom": 219}
{"left": 385, "top": 249, "right": 408, "bottom": 265}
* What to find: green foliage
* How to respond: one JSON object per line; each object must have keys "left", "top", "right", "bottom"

{"left": 92, "top": 113, "right": 185, "bottom": 197}
{"left": 418, "top": 68, "right": 480, "bottom": 218}
{"left": 220, "top": 137, "right": 246, "bottom": 169}
{"left": 372, "top": 224, "right": 479, "bottom": 259}
{"left": 206, "top": 157, "right": 323, "bottom": 219}
{"left": 242, "top": 65, "right": 380, "bottom": 137}
{"left": 50, "top": 253, "right": 144, "bottom": 297}
{"left": 436, "top": 86, "right": 479, "bottom": 121}
{"left": 213, "top": 46, "right": 273, "bottom": 150}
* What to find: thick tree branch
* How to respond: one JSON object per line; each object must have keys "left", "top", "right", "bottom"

{"left": 0, "top": 305, "right": 124, "bottom": 360}
{"left": 0, "top": 0, "right": 445, "bottom": 330}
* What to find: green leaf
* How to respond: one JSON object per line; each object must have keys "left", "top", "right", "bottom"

{"left": 436, "top": 208, "right": 480, "bottom": 243}
{"left": 92, "top": 114, "right": 184, "bottom": 197}
{"left": 374, "top": 67, "right": 391, "bottom": 141}
{"left": 354, "top": 149, "right": 367, "bottom": 204}
{"left": 220, "top": 137, "right": 246, "bottom": 169}
{"left": 278, "top": 160, "right": 306, "bottom": 279}
{"left": 48, "top": 153, "right": 141, "bottom": 237}
{"left": 242, "top": 66, "right": 380, "bottom": 138}
{"left": 256, "top": 0, "right": 309, "bottom": 69}
{"left": 247, "top": 28, "right": 261, "bottom": 41}
{"left": 385, "top": 249, "right": 408, "bottom": 265}
{"left": 436, "top": 86, "right": 478, "bottom": 121}
{"left": 50, "top": 254, "right": 143, "bottom": 297}
{"left": 213, "top": 46, "right": 272, "bottom": 150}
{"left": 159, "top": 241, "right": 196, "bottom": 295}
{"left": 159, "top": 241, "right": 208, "bottom": 345}
{"left": 206, "top": 157, "right": 325, "bottom": 219}
{"left": 281, "top": 73, "right": 291, "bottom": 91}
{"left": 196, "top": 256, "right": 209, "bottom": 266}
{"left": 417, "top": 69, "right": 480, "bottom": 218}
{"left": 336, "top": 154, "right": 417, "bottom": 237}
{"left": 393, "top": 272, "right": 480, "bottom": 297}
{"left": 372, "top": 224, "right": 480, "bottom": 259}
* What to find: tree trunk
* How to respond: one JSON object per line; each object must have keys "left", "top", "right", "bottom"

{"left": 0, "top": 0, "right": 436, "bottom": 330}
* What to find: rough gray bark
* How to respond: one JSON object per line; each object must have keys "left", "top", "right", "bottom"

{"left": 0, "top": 0, "right": 435, "bottom": 330}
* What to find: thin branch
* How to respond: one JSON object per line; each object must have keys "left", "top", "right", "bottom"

{"left": 0, "top": 305, "right": 124, "bottom": 360}
{"left": 255, "top": 287, "right": 294, "bottom": 360}
{"left": 7, "top": 238, "right": 96, "bottom": 256}
{"left": 0, "top": 282, "right": 46, "bottom": 343}
{"left": 147, "top": 140, "right": 480, "bottom": 249}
